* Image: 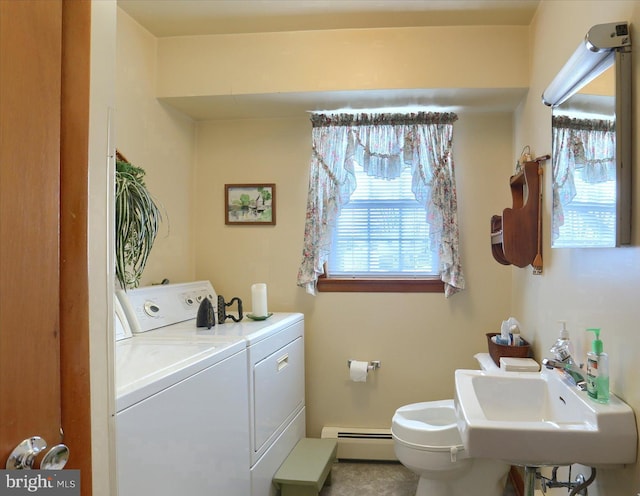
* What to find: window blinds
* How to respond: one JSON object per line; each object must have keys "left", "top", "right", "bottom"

{"left": 328, "top": 165, "right": 438, "bottom": 276}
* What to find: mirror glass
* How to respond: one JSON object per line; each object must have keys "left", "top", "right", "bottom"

{"left": 551, "top": 67, "right": 617, "bottom": 247}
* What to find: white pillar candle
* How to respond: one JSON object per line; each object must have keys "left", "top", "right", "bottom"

{"left": 251, "top": 283, "right": 268, "bottom": 317}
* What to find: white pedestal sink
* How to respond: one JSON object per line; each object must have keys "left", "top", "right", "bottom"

{"left": 453, "top": 367, "right": 637, "bottom": 468}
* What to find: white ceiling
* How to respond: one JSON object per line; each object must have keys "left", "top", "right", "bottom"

{"left": 118, "top": 0, "right": 539, "bottom": 119}
{"left": 117, "top": 0, "right": 540, "bottom": 37}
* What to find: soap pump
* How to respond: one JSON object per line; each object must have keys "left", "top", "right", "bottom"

{"left": 550, "top": 320, "right": 574, "bottom": 363}
{"left": 586, "top": 328, "right": 609, "bottom": 404}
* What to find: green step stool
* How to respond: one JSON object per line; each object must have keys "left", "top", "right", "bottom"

{"left": 273, "top": 438, "right": 338, "bottom": 496}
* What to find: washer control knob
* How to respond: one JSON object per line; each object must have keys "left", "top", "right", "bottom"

{"left": 143, "top": 301, "right": 160, "bottom": 317}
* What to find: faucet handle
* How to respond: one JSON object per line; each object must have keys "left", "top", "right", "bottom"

{"left": 542, "top": 358, "right": 562, "bottom": 369}
{"left": 543, "top": 358, "right": 588, "bottom": 391}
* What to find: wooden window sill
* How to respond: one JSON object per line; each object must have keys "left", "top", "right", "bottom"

{"left": 317, "top": 277, "right": 444, "bottom": 293}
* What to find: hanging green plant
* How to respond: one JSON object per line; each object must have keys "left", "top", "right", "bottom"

{"left": 115, "top": 152, "right": 162, "bottom": 289}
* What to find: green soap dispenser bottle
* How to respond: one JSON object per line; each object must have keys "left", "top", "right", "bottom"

{"left": 586, "top": 328, "right": 609, "bottom": 403}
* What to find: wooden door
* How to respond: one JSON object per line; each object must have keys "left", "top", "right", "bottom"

{"left": 0, "top": 0, "right": 92, "bottom": 492}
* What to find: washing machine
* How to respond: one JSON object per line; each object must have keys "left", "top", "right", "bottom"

{"left": 114, "top": 291, "right": 249, "bottom": 495}
{"left": 116, "top": 281, "right": 306, "bottom": 496}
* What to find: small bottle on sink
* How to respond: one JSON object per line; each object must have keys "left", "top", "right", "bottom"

{"left": 586, "top": 328, "right": 609, "bottom": 404}
{"left": 549, "top": 321, "right": 574, "bottom": 363}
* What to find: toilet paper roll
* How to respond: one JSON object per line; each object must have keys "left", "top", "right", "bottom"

{"left": 349, "top": 360, "right": 369, "bottom": 383}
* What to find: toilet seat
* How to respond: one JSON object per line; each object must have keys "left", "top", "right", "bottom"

{"left": 391, "top": 399, "right": 467, "bottom": 461}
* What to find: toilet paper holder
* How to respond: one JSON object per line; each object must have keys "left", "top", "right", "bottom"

{"left": 347, "top": 360, "right": 381, "bottom": 371}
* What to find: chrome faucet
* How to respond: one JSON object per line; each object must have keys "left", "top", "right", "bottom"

{"left": 542, "top": 358, "right": 587, "bottom": 391}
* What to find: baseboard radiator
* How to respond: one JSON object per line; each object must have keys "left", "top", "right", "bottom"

{"left": 320, "top": 426, "right": 396, "bottom": 461}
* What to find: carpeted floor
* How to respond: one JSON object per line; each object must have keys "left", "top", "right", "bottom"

{"left": 318, "top": 461, "right": 518, "bottom": 496}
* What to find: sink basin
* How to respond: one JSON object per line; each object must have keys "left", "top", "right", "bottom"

{"left": 454, "top": 368, "right": 637, "bottom": 467}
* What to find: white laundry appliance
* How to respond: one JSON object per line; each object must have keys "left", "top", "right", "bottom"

{"left": 115, "top": 281, "right": 305, "bottom": 496}
{"left": 114, "top": 291, "right": 249, "bottom": 495}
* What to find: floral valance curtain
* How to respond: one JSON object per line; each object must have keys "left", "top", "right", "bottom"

{"left": 551, "top": 115, "right": 615, "bottom": 240}
{"left": 296, "top": 111, "right": 465, "bottom": 297}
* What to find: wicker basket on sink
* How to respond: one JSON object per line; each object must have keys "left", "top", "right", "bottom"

{"left": 486, "top": 332, "right": 531, "bottom": 366}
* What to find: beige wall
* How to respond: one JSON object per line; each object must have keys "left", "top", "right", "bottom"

{"left": 514, "top": 1, "right": 640, "bottom": 494}
{"left": 156, "top": 26, "right": 529, "bottom": 98}
{"left": 118, "top": 10, "right": 517, "bottom": 434}
{"left": 194, "top": 113, "right": 513, "bottom": 434}
{"left": 116, "top": 9, "right": 197, "bottom": 287}
{"left": 118, "top": 10, "right": 517, "bottom": 440}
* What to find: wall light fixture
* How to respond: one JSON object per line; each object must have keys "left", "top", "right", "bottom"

{"left": 542, "top": 22, "right": 630, "bottom": 107}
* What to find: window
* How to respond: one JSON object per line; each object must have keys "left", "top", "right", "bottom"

{"left": 297, "top": 111, "right": 464, "bottom": 297}
{"left": 327, "top": 165, "right": 439, "bottom": 277}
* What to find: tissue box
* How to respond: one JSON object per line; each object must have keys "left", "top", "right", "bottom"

{"left": 486, "top": 333, "right": 531, "bottom": 366}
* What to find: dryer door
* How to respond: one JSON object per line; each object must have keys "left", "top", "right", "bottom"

{"left": 253, "top": 336, "right": 304, "bottom": 457}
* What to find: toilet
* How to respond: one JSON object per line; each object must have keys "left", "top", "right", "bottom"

{"left": 392, "top": 400, "right": 509, "bottom": 496}
{"left": 392, "top": 354, "right": 511, "bottom": 496}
